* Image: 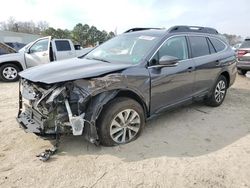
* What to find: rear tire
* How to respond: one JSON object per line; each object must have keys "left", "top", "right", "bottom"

{"left": 0, "top": 64, "right": 20, "bottom": 82}
{"left": 97, "top": 97, "right": 145, "bottom": 146}
{"left": 237, "top": 69, "right": 247, "bottom": 75}
{"left": 205, "top": 75, "right": 228, "bottom": 107}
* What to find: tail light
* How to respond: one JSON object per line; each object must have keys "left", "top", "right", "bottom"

{"left": 237, "top": 50, "right": 248, "bottom": 57}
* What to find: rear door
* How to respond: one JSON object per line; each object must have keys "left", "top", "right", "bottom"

{"left": 188, "top": 36, "right": 225, "bottom": 96}
{"left": 25, "top": 37, "right": 51, "bottom": 68}
{"left": 52, "top": 39, "right": 76, "bottom": 61}
{"left": 149, "top": 36, "right": 195, "bottom": 114}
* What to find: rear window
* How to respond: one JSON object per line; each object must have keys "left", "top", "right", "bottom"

{"left": 189, "top": 36, "right": 210, "bottom": 58}
{"left": 209, "top": 38, "right": 226, "bottom": 52}
{"left": 240, "top": 40, "right": 250, "bottom": 48}
{"left": 55, "top": 40, "right": 71, "bottom": 51}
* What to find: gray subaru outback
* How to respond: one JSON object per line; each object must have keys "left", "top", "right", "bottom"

{"left": 17, "top": 26, "right": 237, "bottom": 148}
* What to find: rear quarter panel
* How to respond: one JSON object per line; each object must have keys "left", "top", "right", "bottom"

{"left": 193, "top": 47, "right": 236, "bottom": 95}
{"left": 210, "top": 49, "right": 236, "bottom": 89}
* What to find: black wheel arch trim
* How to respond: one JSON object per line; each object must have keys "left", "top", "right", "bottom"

{"left": 82, "top": 88, "right": 149, "bottom": 143}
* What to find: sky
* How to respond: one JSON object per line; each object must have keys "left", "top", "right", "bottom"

{"left": 0, "top": 0, "right": 249, "bottom": 37}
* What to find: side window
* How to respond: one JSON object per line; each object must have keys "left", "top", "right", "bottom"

{"left": 29, "top": 39, "right": 49, "bottom": 53}
{"left": 55, "top": 40, "right": 71, "bottom": 51}
{"left": 207, "top": 38, "right": 216, "bottom": 54}
{"left": 159, "top": 36, "right": 188, "bottom": 60}
{"left": 189, "top": 36, "right": 210, "bottom": 58}
{"left": 209, "top": 38, "right": 226, "bottom": 52}
{"left": 151, "top": 36, "right": 188, "bottom": 65}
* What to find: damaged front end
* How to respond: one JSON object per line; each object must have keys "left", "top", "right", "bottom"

{"left": 16, "top": 77, "right": 120, "bottom": 144}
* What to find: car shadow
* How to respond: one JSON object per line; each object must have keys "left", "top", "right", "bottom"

{"left": 51, "top": 87, "right": 250, "bottom": 162}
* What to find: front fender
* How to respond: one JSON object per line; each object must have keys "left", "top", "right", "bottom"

{"left": 72, "top": 73, "right": 149, "bottom": 143}
{"left": 73, "top": 73, "right": 149, "bottom": 111}
{"left": 0, "top": 52, "right": 26, "bottom": 69}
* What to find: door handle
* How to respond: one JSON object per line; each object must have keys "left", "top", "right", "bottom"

{"left": 187, "top": 67, "right": 194, "bottom": 72}
{"left": 42, "top": 53, "right": 48, "bottom": 56}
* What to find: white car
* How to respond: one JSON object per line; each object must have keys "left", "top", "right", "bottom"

{"left": 0, "top": 36, "right": 92, "bottom": 82}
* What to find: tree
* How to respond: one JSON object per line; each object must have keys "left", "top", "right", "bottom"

{"left": 107, "top": 31, "right": 115, "bottom": 40}
{"left": 71, "top": 24, "right": 115, "bottom": 47}
{"left": 97, "top": 30, "right": 108, "bottom": 44}
{"left": 37, "top": 21, "right": 49, "bottom": 33}
{"left": 0, "top": 17, "right": 48, "bottom": 35}
{"left": 87, "top": 26, "right": 99, "bottom": 46}
{"left": 72, "top": 23, "right": 90, "bottom": 46}
{"left": 0, "top": 17, "right": 115, "bottom": 47}
{"left": 223, "top": 34, "right": 243, "bottom": 46}
{"left": 43, "top": 27, "right": 57, "bottom": 37}
{"left": 43, "top": 28, "right": 71, "bottom": 39}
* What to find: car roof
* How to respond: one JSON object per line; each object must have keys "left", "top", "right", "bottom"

{"left": 122, "top": 29, "right": 225, "bottom": 43}
{"left": 123, "top": 29, "right": 167, "bottom": 37}
{"left": 123, "top": 25, "right": 220, "bottom": 38}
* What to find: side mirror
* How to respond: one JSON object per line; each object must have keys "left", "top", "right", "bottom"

{"left": 159, "top": 55, "right": 179, "bottom": 66}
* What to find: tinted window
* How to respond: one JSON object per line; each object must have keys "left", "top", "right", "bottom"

{"left": 55, "top": 40, "right": 71, "bottom": 51}
{"left": 29, "top": 39, "right": 49, "bottom": 53}
{"left": 189, "top": 36, "right": 210, "bottom": 57}
{"left": 207, "top": 38, "right": 216, "bottom": 54}
{"left": 159, "top": 36, "right": 188, "bottom": 60}
{"left": 240, "top": 40, "right": 250, "bottom": 48}
{"left": 150, "top": 36, "right": 188, "bottom": 66}
{"left": 209, "top": 38, "right": 226, "bottom": 52}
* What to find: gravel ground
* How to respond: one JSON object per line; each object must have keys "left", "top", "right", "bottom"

{"left": 0, "top": 74, "right": 250, "bottom": 188}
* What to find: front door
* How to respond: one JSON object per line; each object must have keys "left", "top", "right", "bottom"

{"left": 149, "top": 36, "right": 195, "bottom": 114}
{"left": 25, "top": 37, "right": 51, "bottom": 68}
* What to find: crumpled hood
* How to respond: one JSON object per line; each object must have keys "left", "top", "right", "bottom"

{"left": 19, "top": 57, "right": 134, "bottom": 84}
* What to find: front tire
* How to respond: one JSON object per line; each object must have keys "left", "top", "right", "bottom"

{"left": 97, "top": 97, "right": 145, "bottom": 146}
{"left": 237, "top": 69, "right": 247, "bottom": 75}
{"left": 205, "top": 75, "right": 228, "bottom": 107}
{"left": 0, "top": 64, "right": 20, "bottom": 82}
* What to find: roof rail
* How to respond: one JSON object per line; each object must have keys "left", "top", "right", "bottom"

{"left": 168, "top": 25, "right": 219, "bottom": 35}
{"left": 124, "top": 27, "right": 162, "bottom": 33}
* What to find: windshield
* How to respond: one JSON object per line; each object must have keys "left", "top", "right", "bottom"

{"left": 85, "top": 34, "right": 161, "bottom": 64}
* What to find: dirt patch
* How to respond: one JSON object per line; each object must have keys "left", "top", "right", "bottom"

{"left": 0, "top": 75, "right": 250, "bottom": 187}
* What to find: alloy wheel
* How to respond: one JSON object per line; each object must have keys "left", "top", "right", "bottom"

{"left": 2, "top": 66, "right": 18, "bottom": 80}
{"left": 214, "top": 80, "right": 226, "bottom": 103}
{"left": 110, "top": 109, "right": 141, "bottom": 144}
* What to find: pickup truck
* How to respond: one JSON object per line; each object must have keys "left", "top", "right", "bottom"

{"left": 0, "top": 36, "right": 92, "bottom": 82}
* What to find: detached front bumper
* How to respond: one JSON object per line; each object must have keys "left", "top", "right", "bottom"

{"left": 16, "top": 80, "right": 58, "bottom": 135}
{"left": 16, "top": 79, "right": 91, "bottom": 137}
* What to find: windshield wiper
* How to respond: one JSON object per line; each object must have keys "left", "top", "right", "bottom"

{"left": 86, "top": 57, "right": 111, "bottom": 63}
